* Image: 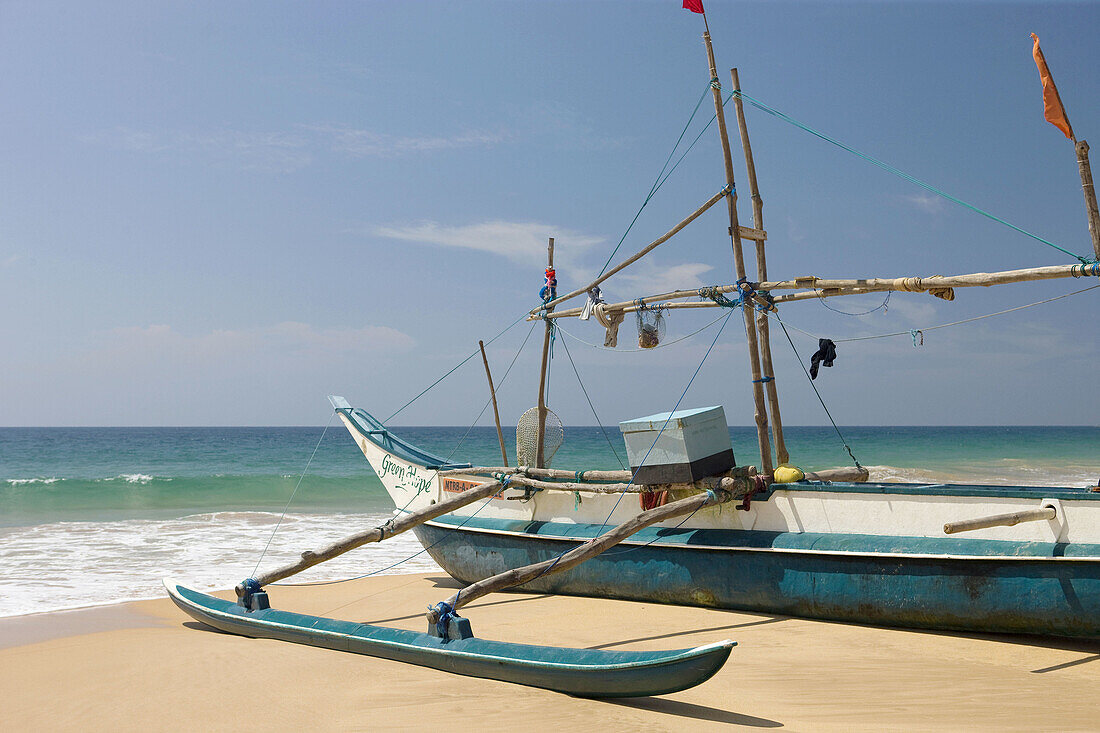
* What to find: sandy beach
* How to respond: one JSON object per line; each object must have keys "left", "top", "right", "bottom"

{"left": 2, "top": 573, "right": 1098, "bottom": 732}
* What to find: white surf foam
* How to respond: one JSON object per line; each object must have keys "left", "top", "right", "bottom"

{"left": 0, "top": 511, "right": 444, "bottom": 618}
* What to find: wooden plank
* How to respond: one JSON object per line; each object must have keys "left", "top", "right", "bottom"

{"left": 738, "top": 225, "right": 767, "bottom": 241}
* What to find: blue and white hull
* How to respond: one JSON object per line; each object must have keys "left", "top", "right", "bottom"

{"left": 336, "top": 404, "right": 1100, "bottom": 639}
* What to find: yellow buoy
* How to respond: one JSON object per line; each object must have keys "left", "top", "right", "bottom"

{"left": 772, "top": 465, "right": 805, "bottom": 483}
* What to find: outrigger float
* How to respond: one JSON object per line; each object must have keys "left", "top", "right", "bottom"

{"left": 170, "top": 7, "right": 1100, "bottom": 695}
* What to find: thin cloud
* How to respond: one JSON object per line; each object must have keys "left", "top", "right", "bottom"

{"left": 87, "top": 126, "right": 312, "bottom": 172}
{"left": 85, "top": 122, "right": 506, "bottom": 171}
{"left": 373, "top": 220, "right": 605, "bottom": 265}
{"left": 904, "top": 193, "right": 947, "bottom": 215}
{"left": 614, "top": 261, "right": 715, "bottom": 297}
{"left": 101, "top": 321, "right": 415, "bottom": 359}
{"left": 304, "top": 124, "right": 507, "bottom": 157}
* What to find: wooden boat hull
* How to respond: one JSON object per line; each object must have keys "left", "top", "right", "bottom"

{"left": 164, "top": 580, "right": 734, "bottom": 698}
{"left": 414, "top": 516, "right": 1100, "bottom": 639}
{"left": 333, "top": 403, "right": 1100, "bottom": 639}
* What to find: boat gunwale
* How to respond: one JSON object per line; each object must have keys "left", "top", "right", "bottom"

{"left": 421, "top": 515, "right": 1100, "bottom": 562}
{"left": 343, "top": 404, "right": 1100, "bottom": 503}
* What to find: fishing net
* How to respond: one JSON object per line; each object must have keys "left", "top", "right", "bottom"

{"left": 515, "top": 406, "right": 564, "bottom": 467}
{"left": 634, "top": 303, "right": 666, "bottom": 349}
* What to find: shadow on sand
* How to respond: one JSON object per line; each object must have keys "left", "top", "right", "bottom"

{"left": 605, "top": 697, "right": 782, "bottom": 727}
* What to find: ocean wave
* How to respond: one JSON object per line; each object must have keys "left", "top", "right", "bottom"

{"left": 867, "top": 464, "right": 1100, "bottom": 488}
{"left": 0, "top": 511, "right": 441, "bottom": 618}
{"left": 5, "top": 477, "right": 61, "bottom": 486}
{"left": 102, "top": 473, "right": 156, "bottom": 484}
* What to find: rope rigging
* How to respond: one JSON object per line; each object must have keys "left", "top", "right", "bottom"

{"left": 770, "top": 283, "right": 1100, "bottom": 345}
{"left": 596, "top": 82, "right": 734, "bottom": 279}
{"left": 262, "top": 320, "right": 539, "bottom": 585}
{"left": 733, "top": 89, "right": 1096, "bottom": 265}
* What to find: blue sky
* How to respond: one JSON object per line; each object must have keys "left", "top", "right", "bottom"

{"left": 1, "top": 1, "right": 1097, "bottom": 427}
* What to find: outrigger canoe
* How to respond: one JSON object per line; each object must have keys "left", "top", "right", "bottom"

{"left": 164, "top": 580, "right": 735, "bottom": 698}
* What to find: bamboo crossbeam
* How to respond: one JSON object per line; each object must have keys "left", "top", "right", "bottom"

{"left": 943, "top": 506, "right": 1056, "bottom": 535}
{"left": 536, "top": 262, "right": 1099, "bottom": 320}
{"left": 441, "top": 465, "right": 758, "bottom": 482}
{"left": 529, "top": 189, "right": 728, "bottom": 315}
{"left": 249, "top": 480, "right": 503, "bottom": 588}
{"left": 803, "top": 466, "right": 870, "bottom": 482}
{"left": 491, "top": 472, "right": 759, "bottom": 495}
{"left": 762, "top": 264, "right": 1099, "bottom": 293}
{"left": 439, "top": 466, "right": 635, "bottom": 482}
{"left": 428, "top": 483, "right": 748, "bottom": 621}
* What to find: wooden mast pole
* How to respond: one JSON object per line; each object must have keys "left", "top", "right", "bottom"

{"left": 535, "top": 237, "right": 555, "bottom": 468}
{"left": 479, "top": 340, "right": 509, "bottom": 466}
{"left": 702, "top": 31, "right": 773, "bottom": 475}
{"left": 1075, "top": 140, "right": 1100, "bottom": 260}
{"left": 731, "top": 67, "right": 788, "bottom": 466}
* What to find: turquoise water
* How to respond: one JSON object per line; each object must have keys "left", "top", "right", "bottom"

{"left": 3, "top": 425, "right": 1098, "bottom": 527}
{"left": 1, "top": 425, "right": 1097, "bottom": 617}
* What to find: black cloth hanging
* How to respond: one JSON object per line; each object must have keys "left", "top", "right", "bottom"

{"left": 809, "top": 338, "right": 836, "bottom": 380}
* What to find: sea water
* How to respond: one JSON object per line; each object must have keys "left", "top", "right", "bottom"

{"left": 1, "top": 425, "right": 1098, "bottom": 617}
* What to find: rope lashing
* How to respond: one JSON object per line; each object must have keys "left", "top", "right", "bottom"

{"left": 733, "top": 88, "right": 1096, "bottom": 266}
{"left": 1071, "top": 262, "right": 1100, "bottom": 277}
{"left": 890, "top": 277, "right": 955, "bottom": 301}
{"left": 698, "top": 286, "right": 742, "bottom": 308}
{"left": 710, "top": 76, "right": 721, "bottom": 89}
{"left": 735, "top": 278, "right": 777, "bottom": 313}
{"left": 753, "top": 376, "right": 774, "bottom": 383}
{"left": 738, "top": 474, "right": 772, "bottom": 511}
{"left": 431, "top": 601, "right": 457, "bottom": 639}
{"left": 910, "top": 329, "right": 924, "bottom": 347}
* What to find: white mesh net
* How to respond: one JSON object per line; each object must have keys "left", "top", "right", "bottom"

{"left": 516, "top": 406, "right": 564, "bottom": 467}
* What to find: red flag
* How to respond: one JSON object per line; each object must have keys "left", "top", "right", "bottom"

{"left": 1031, "top": 33, "right": 1075, "bottom": 140}
{"left": 683, "top": 0, "right": 705, "bottom": 14}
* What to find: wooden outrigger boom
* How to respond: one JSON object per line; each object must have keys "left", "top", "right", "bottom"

{"left": 537, "top": 261, "right": 1100, "bottom": 320}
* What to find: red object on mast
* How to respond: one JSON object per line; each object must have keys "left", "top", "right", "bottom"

{"left": 683, "top": 0, "right": 705, "bottom": 14}
{"left": 1030, "top": 33, "right": 1075, "bottom": 141}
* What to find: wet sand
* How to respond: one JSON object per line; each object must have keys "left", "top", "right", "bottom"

{"left": 2, "top": 573, "right": 1098, "bottom": 731}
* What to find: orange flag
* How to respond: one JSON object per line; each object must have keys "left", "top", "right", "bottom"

{"left": 1031, "top": 33, "right": 1074, "bottom": 140}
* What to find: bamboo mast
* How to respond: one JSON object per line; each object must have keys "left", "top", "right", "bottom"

{"left": 479, "top": 340, "right": 508, "bottom": 466}
{"left": 702, "top": 30, "right": 773, "bottom": 475}
{"left": 1075, "top": 140, "right": 1100, "bottom": 260}
{"left": 535, "top": 237, "right": 555, "bottom": 468}
{"left": 731, "top": 67, "right": 788, "bottom": 466}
